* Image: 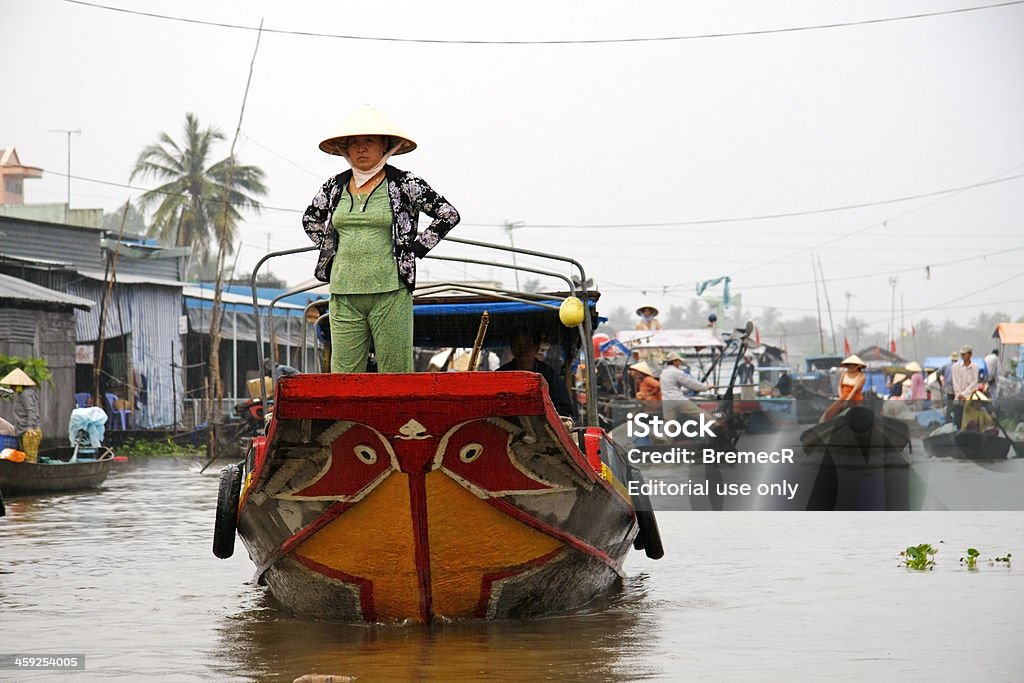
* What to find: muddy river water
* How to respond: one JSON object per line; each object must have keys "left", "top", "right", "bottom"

{"left": 1, "top": 456, "right": 1021, "bottom": 681}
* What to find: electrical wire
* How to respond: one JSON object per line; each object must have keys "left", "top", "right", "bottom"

{"left": 523, "top": 172, "right": 1024, "bottom": 229}
{"left": 57, "top": 0, "right": 1024, "bottom": 44}
{"left": 43, "top": 167, "right": 1024, "bottom": 227}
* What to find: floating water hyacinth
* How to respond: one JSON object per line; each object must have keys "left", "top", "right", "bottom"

{"left": 960, "top": 548, "right": 980, "bottom": 570}
{"left": 900, "top": 543, "right": 937, "bottom": 570}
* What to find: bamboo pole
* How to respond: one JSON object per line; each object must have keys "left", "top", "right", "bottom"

{"left": 93, "top": 200, "right": 131, "bottom": 406}
{"left": 467, "top": 311, "right": 490, "bottom": 371}
{"left": 207, "top": 19, "right": 264, "bottom": 461}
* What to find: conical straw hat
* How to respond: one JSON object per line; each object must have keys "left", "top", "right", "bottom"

{"left": 319, "top": 104, "right": 417, "bottom": 156}
{"left": 629, "top": 361, "right": 655, "bottom": 377}
{"left": 0, "top": 368, "right": 36, "bottom": 387}
{"left": 905, "top": 361, "right": 922, "bottom": 373}
{"left": 840, "top": 354, "right": 866, "bottom": 368}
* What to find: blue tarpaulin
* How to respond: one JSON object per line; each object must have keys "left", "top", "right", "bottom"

{"left": 413, "top": 299, "right": 596, "bottom": 317}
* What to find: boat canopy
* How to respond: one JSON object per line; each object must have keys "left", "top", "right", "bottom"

{"left": 412, "top": 295, "right": 599, "bottom": 350}
{"left": 993, "top": 322, "right": 1024, "bottom": 345}
{"left": 615, "top": 328, "right": 724, "bottom": 350}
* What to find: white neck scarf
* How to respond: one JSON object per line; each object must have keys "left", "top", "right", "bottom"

{"left": 344, "top": 143, "right": 401, "bottom": 188}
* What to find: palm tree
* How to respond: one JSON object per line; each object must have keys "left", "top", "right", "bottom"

{"left": 130, "top": 113, "right": 266, "bottom": 269}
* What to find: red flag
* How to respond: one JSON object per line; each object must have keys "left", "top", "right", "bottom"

{"left": 890, "top": 338, "right": 897, "bottom": 354}
{"left": 755, "top": 326, "right": 761, "bottom": 347}
{"left": 911, "top": 324, "right": 916, "bottom": 337}
{"left": 844, "top": 338, "right": 851, "bottom": 356}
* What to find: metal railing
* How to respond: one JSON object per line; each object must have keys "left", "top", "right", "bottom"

{"left": 249, "top": 239, "right": 600, "bottom": 426}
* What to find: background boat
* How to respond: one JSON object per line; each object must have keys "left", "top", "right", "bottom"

{"left": 0, "top": 447, "right": 114, "bottom": 495}
{"left": 922, "top": 430, "right": 1011, "bottom": 460}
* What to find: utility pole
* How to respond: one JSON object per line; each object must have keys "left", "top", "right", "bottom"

{"left": 504, "top": 220, "right": 524, "bottom": 289}
{"left": 48, "top": 128, "right": 81, "bottom": 224}
{"left": 844, "top": 291, "right": 853, "bottom": 346}
{"left": 888, "top": 276, "right": 898, "bottom": 355}
{"left": 811, "top": 254, "right": 825, "bottom": 353}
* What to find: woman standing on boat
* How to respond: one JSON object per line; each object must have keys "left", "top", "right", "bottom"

{"left": 303, "top": 104, "right": 460, "bottom": 373}
{"left": 819, "top": 355, "right": 867, "bottom": 422}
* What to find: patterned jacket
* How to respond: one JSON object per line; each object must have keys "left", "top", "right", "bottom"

{"left": 302, "top": 165, "right": 460, "bottom": 292}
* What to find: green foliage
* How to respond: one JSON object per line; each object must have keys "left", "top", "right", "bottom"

{"left": 0, "top": 354, "right": 53, "bottom": 386}
{"left": 130, "top": 112, "right": 267, "bottom": 273}
{"left": 118, "top": 436, "right": 200, "bottom": 457}
{"left": 900, "top": 543, "right": 937, "bottom": 570}
{"left": 960, "top": 548, "right": 980, "bottom": 570}
{"left": 101, "top": 201, "right": 148, "bottom": 233}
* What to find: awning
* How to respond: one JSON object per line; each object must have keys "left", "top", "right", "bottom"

{"left": 993, "top": 322, "right": 1024, "bottom": 345}
{"left": 0, "top": 272, "right": 93, "bottom": 310}
{"left": 616, "top": 328, "right": 724, "bottom": 349}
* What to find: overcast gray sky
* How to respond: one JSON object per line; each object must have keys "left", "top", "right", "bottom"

{"left": 5, "top": 0, "right": 1023, "bottom": 342}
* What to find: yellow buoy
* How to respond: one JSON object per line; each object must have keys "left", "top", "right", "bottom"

{"left": 559, "top": 296, "right": 585, "bottom": 327}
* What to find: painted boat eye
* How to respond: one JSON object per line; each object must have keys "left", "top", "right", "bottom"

{"left": 354, "top": 445, "right": 378, "bottom": 464}
{"left": 459, "top": 443, "right": 483, "bottom": 463}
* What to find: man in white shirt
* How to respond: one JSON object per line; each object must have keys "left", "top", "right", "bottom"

{"left": 984, "top": 349, "right": 1001, "bottom": 400}
{"left": 660, "top": 351, "right": 715, "bottom": 423}
{"left": 951, "top": 344, "right": 981, "bottom": 427}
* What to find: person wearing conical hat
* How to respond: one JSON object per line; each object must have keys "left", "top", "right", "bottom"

{"left": 628, "top": 361, "right": 661, "bottom": 402}
{"left": 950, "top": 344, "right": 981, "bottom": 428}
{"left": 635, "top": 304, "right": 662, "bottom": 331}
{"left": 302, "top": 104, "right": 460, "bottom": 373}
{"left": 1, "top": 367, "right": 41, "bottom": 462}
{"left": 905, "top": 361, "right": 927, "bottom": 402}
{"left": 660, "top": 351, "right": 716, "bottom": 424}
{"left": 819, "top": 355, "right": 866, "bottom": 422}
{"left": 633, "top": 304, "right": 662, "bottom": 362}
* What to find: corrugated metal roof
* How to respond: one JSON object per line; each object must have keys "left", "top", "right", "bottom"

{"left": 0, "top": 214, "right": 106, "bottom": 271}
{"left": 77, "top": 268, "right": 187, "bottom": 288}
{"left": 0, "top": 251, "right": 75, "bottom": 269}
{"left": 183, "top": 286, "right": 304, "bottom": 311}
{"left": 0, "top": 272, "right": 93, "bottom": 309}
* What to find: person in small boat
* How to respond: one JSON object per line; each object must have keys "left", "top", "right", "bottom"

{"left": 302, "top": 104, "right": 460, "bottom": 373}
{"left": 984, "top": 349, "right": 1001, "bottom": 400}
{"left": 0, "top": 368, "right": 41, "bottom": 462}
{"left": 660, "top": 352, "right": 715, "bottom": 423}
{"left": 633, "top": 304, "right": 662, "bottom": 362}
{"left": 905, "top": 361, "right": 928, "bottom": 405}
{"left": 819, "top": 355, "right": 866, "bottom": 422}
{"left": 736, "top": 351, "right": 756, "bottom": 401}
{"left": 775, "top": 370, "right": 793, "bottom": 397}
{"left": 940, "top": 350, "right": 958, "bottom": 422}
{"left": 887, "top": 373, "right": 905, "bottom": 399}
{"left": 951, "top": 344, "right": 981, "bottom": 428}
{"left": 498, "top": 330, "right": 575, "bottom": 418}
{"left": 628, "top": 361, "right": 661, "bottom": 402}
{"left": 635, "top": 304, "right": 662, "bottom": 331}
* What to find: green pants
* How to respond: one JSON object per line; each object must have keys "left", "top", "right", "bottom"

{"left": 329, "top": 289, "right": 413, "bottom": 373}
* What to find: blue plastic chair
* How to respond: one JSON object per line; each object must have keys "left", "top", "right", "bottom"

{"left": 74, "top": 392, "right": 91, "bottom": 408}
{"left": 105, "top": 393, "right": 132, "bottom": 430}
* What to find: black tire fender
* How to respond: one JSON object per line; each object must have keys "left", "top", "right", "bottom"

{"left": 627, "top": 466, "right": 665, "bottom": 559}
{"left": 213, "top": 463, "right": 243, "bottom": 559}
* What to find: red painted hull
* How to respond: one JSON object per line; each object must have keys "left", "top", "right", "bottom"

{"left": 236, "top": 372, "right": 641, "bottom": 622}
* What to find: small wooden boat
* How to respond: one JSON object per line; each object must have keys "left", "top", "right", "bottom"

{"left": 0, "top": 448, "right": 114, "bottom": 496}
{"left": 226, "top": 372, "right": 653, "bottom": 623}
{"left": 799, "top": 406, "right": 911, "bottom": 469}
{"left": 214, "top": 240, "right": 663, "bottom": 623}
{"left": 922, "top": 430, "right": 1011, "bottom": 460}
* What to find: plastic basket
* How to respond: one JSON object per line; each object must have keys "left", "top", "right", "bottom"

{"left": 0, "top": 435, "right": 18, "bottom": 450}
